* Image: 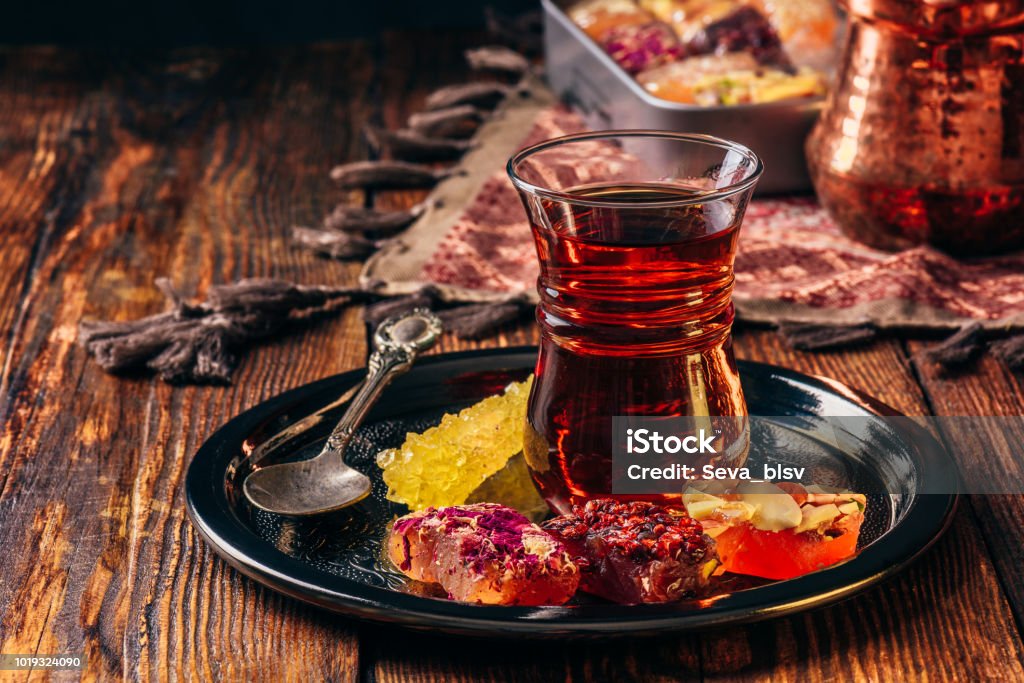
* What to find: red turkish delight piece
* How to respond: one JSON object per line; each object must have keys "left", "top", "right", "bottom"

{"left": 542, "top": 499, "right": 717, "bottom": 604}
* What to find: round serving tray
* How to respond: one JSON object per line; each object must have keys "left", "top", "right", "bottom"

{"left": 185, "top": 347, "right": 956, "bottom": 637}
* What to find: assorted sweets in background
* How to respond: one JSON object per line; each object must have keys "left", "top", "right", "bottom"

{"left": 545, "top": 0, "right": 832, "bottom": 193}
{"left": 562, "top": 0, "right": 1024, "bottom": 255}
{"left": 566, "top": 0, "right": 837, "bottom": 105}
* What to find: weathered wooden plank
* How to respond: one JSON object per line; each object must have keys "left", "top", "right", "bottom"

{"left": 371, "top": 629, "right": 703, "bottom": 683}
{"left": 0, "top": 48, "right": 109, "bottom": 423}
{"left": 0, "top": 46, "right": 377, "bottom": 680}
{"left": 908, "top": 343, "right": 1024, "bottom": 630}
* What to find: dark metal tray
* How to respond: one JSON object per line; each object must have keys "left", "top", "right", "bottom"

{"left": 185, "top": 348, "right": 956, "bottom": 638}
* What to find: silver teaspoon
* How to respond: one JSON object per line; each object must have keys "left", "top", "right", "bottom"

{"left": 242, "top": 309, "right": 442, "bottom": 516}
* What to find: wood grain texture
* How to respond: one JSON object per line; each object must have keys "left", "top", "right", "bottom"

{"left": 907, "top": 342, "right": 1024, "bottom": 633}
{"left": 0, "top": 32, "right": 1022, "bottom": 683}
{"left": 0, "top": 45, "right": 375, "bottom": 681}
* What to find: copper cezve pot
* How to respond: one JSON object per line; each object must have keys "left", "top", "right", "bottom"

{"left": 807, "top": 0, "right": 1024, "bottom": 255}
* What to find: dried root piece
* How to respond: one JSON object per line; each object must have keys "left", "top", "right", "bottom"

{"left": 322, "top": 201, "right": 431, "bottom": 235}
{"left": 363, "top": 287, "right": 440, "bottom": 328}
{"left": 465, "top": 46, "right": 530, "bottom": 76}
{"left": 364, "top": 125, "right": 474, "bottom": 162}
{"left": 917, "top": 323, "right": 985, "bottom": 368}
{"left": 329, "top": 160, "right": 453, "bottom": 189}
{"left": 365, "top": 291, "right": 528, "bottom": 339}
{"left": 200, "top": 278, "right": 368, "bottom": 313}
{"left": 408, "top": 105, "right": 484, "bottom": 139}
{"left": 914, "top": 324, "right": 1024, "bottom": 371}
{"left": 991, "top": 334, "right": 1024, "bottom": 371}
{"left": 777, "top": 321, "right": 878, "bottom": 351}
{"left": 291, "top": 226, "right": 382, "bottom": 260}
{"left": 80, "top": 278, "right": 373, "bottom": 384}
{"left": 424, "top": 82, "right": 512, "bottom": 111}
{"left": 438, "top": 300, "right": 526, "bottom": 339}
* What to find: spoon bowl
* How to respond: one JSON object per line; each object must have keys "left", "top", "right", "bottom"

{"left": 243, "top": 455, "right": 373, "bottom": 516}
{"left": 242, "top": 309, "right": 442, "bottom": 516}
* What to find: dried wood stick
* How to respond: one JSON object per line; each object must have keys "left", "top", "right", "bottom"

{"left": 437, "top": 301, "right": 527, "bottom": 339}
{"left": 291, "top": 226, "right": 382, "bottom": 260}
{"left": 777, "top": 322, "right": 878, "bottom": 351}
{"left": 424, "top": 82, "right": 512, "bottom": 111}
{"left": 80, "top": 278, "right": 374, "bottom": 384}
{"left": 917, "top": 323, "right": 985, "bottom": 367}
{"left": 465, "top": 46, "right": 531, "bottom": 76}
{"left": 407, "top": 105, "right": 484, "bottom": 139}
{"left": 329, "top": 160, "right": 453, "bottom": 189}
{"left": 363, "top": 287, "right": 441, "bottom": 328}
{"left": 319, "top": 200, "right": 431, "bottom": 235}
{"left": 364, "top": 125, "right": 474, "bottom": 162}
{"left": 990, "top": 334, "right": 1024, "bottom": 371}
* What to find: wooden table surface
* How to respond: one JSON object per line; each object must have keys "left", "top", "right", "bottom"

{"left": 2, "top": 32, "right": 1024, "bottom": 682}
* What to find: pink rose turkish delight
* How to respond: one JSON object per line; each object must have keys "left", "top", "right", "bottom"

{"left": 601, "top": 21, "right": 683, "bottom": 74}
{"left": 389, "top": 503, "right": 580, "bottom": 606}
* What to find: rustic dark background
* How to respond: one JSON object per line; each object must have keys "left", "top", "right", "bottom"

{"left": 1, "top": 2, "right": 1023, "bottom": 680}
{"left": 1, "top": 0, "right": 539, "bottom": 44}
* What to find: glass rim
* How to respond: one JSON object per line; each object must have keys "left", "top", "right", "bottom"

{"left": 506, "top": 130, "right": 764, "bottom": 209}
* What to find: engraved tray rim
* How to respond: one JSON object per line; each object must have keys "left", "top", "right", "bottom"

{"left": 185, "top": 347, "right": 957, "bottom": 638}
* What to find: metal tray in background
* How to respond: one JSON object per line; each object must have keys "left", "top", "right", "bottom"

{"left": 542, "top": 0, "right": 824, "bottom": 195}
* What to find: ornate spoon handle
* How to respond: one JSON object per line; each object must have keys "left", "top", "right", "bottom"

{"left": 322, "top": 309, "right": 442, "bottom": 455}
